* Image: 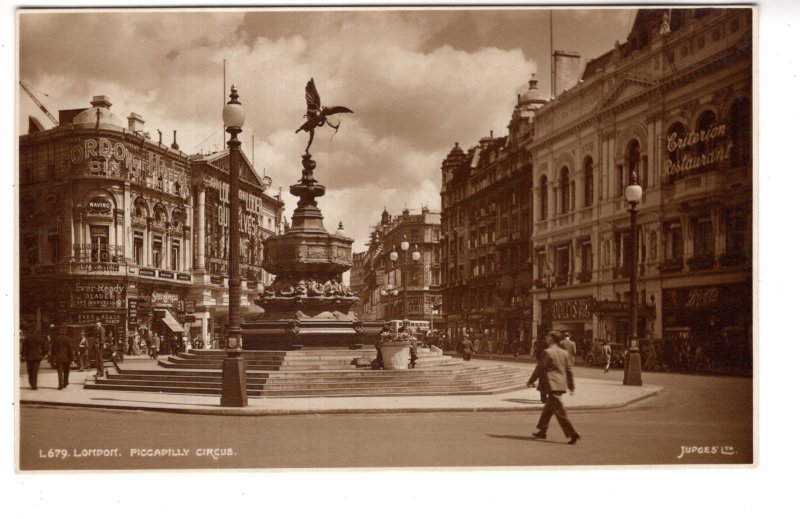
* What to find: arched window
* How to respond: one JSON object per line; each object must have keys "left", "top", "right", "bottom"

{"left": 626, "top": 140, "right": 641, "bottom": 186}
{"left": 730, "top": 98, "right": 751, "bottom": 168}
{"left": 559, "top": 166, "right": 570, "bottom": 214}
{"left": 666, "top": 122, "right": 687, "bottom": 182}
{"left": 696, "top": 110, "right": 717, "bottom": 174}
{"left": 583, "top": 157, "right": 594, "bottom": 207}
{"left": 538, "top": 175, "right": 548, "bottom": 220}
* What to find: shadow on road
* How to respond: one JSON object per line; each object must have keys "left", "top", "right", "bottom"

{"left": 486, "top": 433, "right": 572, "bottom": 446}
{"left": 503, "top": 398, "right": 544, "bottom": 404}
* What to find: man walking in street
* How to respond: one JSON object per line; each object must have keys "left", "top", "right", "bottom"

{"left": 527, "top": 330, "right": 581, "bottom": 445}
{"left": 21, "top": 327, "right": 47, "bottom": 390}
{"left": 561, "top": 331, "right": 577, "bottom": 366}
{"left": 50, "top": 327, "right": 74, "bottom": 389}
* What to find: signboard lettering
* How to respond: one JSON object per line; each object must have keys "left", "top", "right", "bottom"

{"left": 151, "top": 291, "right": 180, "bottom": 305}
{"left": 551, "top": 297, "right": 593, "bottom": 321}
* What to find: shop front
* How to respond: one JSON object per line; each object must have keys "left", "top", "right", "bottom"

{"left": 661, "top": 282, "right": 752, "bottom": 369}
{"left": 549, "top": 296, "right": 594, "bottom": 352}
{"left": 69, "top": 278, "right": 127, "bottom": 345}
{"left": 593, "top": 299, "right": 655, "bottom": 347}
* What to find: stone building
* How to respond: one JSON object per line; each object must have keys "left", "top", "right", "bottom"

{"left": 18, "top": 94, "right": 283, "bottom": 349}
{"left": 438, "top": 8, "right": 753, "bottom": 369}
{"left": 526, "top": 7, "right": 752, "bottom": 367}
{"left": 351, "top": 207, "right": 443, "bottom": 329}
{"left": 438, "top": 72, "right": 543, "bottom": 348}
{"left": 19, "top": 96, "right": 195, "bottom": 345}
{"left": 188, "top": 150, "right": 283, "bottom": 347}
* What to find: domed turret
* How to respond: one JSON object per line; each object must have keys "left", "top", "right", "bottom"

{"left": 71, "top": 95, "right": 125, "bottom": 128}
{"left": 516, "top": 74, "right": 548, "bottom": 110}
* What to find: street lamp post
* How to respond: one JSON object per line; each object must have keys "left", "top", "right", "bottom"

{"left": 220, "top": 84, "right": 248, "bottom": 407}
{"left": 623, "top": 171, "right": 643, "bottom": 386}
{"left": 542, "top": 265, "right": 557, "bottom": 331}
{"left": 389, "top": 235, "right": 421, "bottom": 321}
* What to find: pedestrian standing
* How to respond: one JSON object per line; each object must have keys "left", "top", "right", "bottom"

{"left": 527, "top": 330, "right": 581, "bottom": 444}
{"left": 21, "top": 328, "right": 47, "bottom": 390}
{"left": 77, "top": 331, "right": 89, "bottom": 371}
{"left": 461, "top": 334, "right": 473, "bottom": 361}
{"left": 602, "top": 340, "right": 612, "bottom": 373}
{"left": 561, "top": 332, "right": 577, "bottom": 366}
{"left": 50, "top": 327, "right": 74, "bottom": 389}
{"left": 93, "top": 321, "right": 106, "bottom": 377}
{"left": 153, "top": 334, "right": 161, "bottom": 359}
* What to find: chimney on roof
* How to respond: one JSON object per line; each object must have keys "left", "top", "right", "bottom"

{"left": 90, "top": 95, "right": 112, "bottom": 109}
{"left": 171, "top": 130, "right": 180, "bottom": 151}
{"left": 127, "top": 112, "right": 145, "bottom": 133}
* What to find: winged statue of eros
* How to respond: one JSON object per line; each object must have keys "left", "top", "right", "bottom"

{"left": 295, "top": 78, "right": 353, "bottom": 154}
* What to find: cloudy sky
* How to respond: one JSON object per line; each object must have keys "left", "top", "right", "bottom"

{"left": 18, "top": 7, "right": 635, "bottom": 252}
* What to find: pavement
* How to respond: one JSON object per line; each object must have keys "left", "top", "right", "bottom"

{"left": 18, "top": 358, "right": 663, "bottom": 416}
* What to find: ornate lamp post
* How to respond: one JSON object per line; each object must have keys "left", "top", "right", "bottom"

{"left": 389, "top": 235, "right": 421, "bottom": 321}
{"left": 623, "top": 172, "right": 643, "bottom": 386}
{"left": 542, "top": 264, "right": 557, "bottom": 331}
{"left": 220, "top": 84, "right": 248, "bottom": 407}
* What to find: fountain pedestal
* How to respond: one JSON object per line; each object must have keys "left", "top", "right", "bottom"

{"left": 242, "top": 154, "right": 384, "bottom": 351}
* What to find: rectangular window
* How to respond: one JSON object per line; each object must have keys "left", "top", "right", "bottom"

{"left": 581, "top": 240, "right": 593, "bottom": 273}
{"left": 133, "top": 231, "right": 144, "bottom": 265}
{"left": 171, "top": 239, "right": 180, "bottom": 271}
{"left": 152, "top": 235, "right": 163, "bottom": 268}
{"left": 665, "top": 222, "right": 684, "bottom": 260}
{"left": 23, "top": 234, "right": 38, "bottom": 266}
{"left": 556, "top": 245, "right": 570, "bottom": 278}
{"left": 90, "top": 225, "right": 109, "bottom": 262}
{"left": 617, "top": 165, "right": 625, "bottom": 197}
{"left": 48, "top": 229, "right": 60, "bottom": 263}
{"left": 693, "top": 216, "right": 714, "bottom": 256}
{"left": 536, "top": 249, "right": 547, "bottom": 278}
{"left": 725, "top": 206, "right": 748, "bottom": 253}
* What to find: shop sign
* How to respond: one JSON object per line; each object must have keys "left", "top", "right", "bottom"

{"left": 663, "top": 285, "right": 749, "bottom": 310}
{"left": 151, "top": 291, "right": 180, "bottom": 305}
{"left": 72, "top": 281, "right": 124, "bottom": 309}
{"left": 593, "top": 300, "right": 629, "bottom": 313}
{"left": 184, "top": 315, "right": 197, "bottom": 323}
{"left": 210, "top": 275, "right": 224, "bottom": 285}
{"left": 128, "top": 300, "right": 138, "bottom": 325}
{"left": 662, "top": 123, "right": 734, "bottom": 178}
{"left": 139, "top": 268, "right": 156, "bottom": 277}
{"left": 177, "top": 273, "right": 191, "bottom": 281}
{"left": 185, "top": 298, "right": 196, "bottom": 313}
{"left": 158, "top": 270, "right": 175, "bottom": 279}
{"left": 551, "top": 297, "right": 593, "bottom": 321}
{"left": 87, "top": 197, "right": 112, "bottom": 214}
{"left": 74, "top": 311, "right": 122, "bottom": 325}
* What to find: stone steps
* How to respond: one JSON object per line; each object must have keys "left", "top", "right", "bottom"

{"left": 82, "top": 348, "right": 529, "bottom": 398}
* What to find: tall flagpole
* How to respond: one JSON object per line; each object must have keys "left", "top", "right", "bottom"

{"left": 550, "top": 10, "right": 555, "bottom": 99}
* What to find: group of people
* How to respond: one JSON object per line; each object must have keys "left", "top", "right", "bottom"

{"left": 127, "top": 326, "right": 181, "bottom": 359}
{"left": 20, "top": 321, "right": 109, "bottom": 390}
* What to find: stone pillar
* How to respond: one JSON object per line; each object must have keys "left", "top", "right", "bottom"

{"left": 547, "top": 181, "right": 556, "bottom": 220}
{"left": 197, "top": 186, "right": 206, "bottom": 271}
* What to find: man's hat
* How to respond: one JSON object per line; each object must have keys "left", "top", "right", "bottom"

{"left": 546, "top": 330, "right": 563, "bottom": 342}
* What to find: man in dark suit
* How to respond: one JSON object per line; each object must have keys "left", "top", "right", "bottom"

{"left": 93, "top": 321, "right": 106, "bottom": 377}
{"left": 50, "top": 327, "right": 74, "bottom": 389}
{"left": 527, "top": 330, "right": 581, "bottom": 444}
{"left": 21, "top": 328, "right": 48, "bottom": 390}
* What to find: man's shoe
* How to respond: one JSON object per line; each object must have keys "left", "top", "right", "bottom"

{"left": 568, "top": 434, "right": 581, "bottom": 445}
{"left": 532, "top": 430, "right": 547, "bottom": 439}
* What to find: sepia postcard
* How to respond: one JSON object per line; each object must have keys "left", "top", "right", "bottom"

{"left": 15, "top": 5, "right": 755, "bottom": 473}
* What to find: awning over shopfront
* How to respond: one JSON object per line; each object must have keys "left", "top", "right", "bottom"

{"left": 161, "top": 311, "right": 184, "bottom": 333}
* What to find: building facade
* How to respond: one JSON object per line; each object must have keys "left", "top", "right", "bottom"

{"left": 18, "top": 94, "right": 283, "bottom": 348}
{"left": 351, "top": 208, "right": 443, "bottom": 329}
{"left": 438, "top": 8, "right": 753, "bottom": 369}
{"left": 440, "top": 82, "right": 537, "bottom": 348}
{"left": 526, "top": 8, "right": 752, "bottom": 367}
{"left": 188, "top": 150, "right": 283, "bottom": 347}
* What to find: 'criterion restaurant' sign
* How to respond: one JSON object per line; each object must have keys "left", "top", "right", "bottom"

{"left": 662, "top": 123, "right": 733, "bottom": 177}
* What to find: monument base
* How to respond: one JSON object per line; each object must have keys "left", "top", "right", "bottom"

{"left": 220, "top": 356, "right": 248, "bottom": 407}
